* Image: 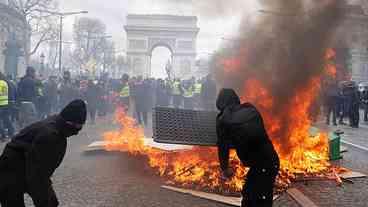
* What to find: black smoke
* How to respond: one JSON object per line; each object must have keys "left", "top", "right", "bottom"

{"left": 213, "top": 0, "right": 344, "bottom": 152}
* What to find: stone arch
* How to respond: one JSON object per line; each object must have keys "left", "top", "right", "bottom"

{"left": 132, "top": 57, "right": 144, "bottom": 76}
{"left": 124, "top": 14, "right": 199, "bottom": 79}
{"left": 180, "top": 59, "right": 191, "bottom": 77}
{"left": 149, "top": 44, "right": 173, "bottom": 78}
{"left": 148, "top": 41, "right": 175, "bottom": 56}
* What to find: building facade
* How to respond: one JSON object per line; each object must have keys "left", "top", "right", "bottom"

{"left": 0, "top": 1, "right": 30, "bottom": 78}
{"left": 332, "top": 1, "right": 368, "bottom": 82}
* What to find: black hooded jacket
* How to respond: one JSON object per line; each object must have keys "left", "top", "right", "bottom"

{"left": 0, "top": 99, "right": 86, "bottom": 206}
{"left": 216, "top": 89, "right": 279, "bottom": 170}
{"left": 0, "top": 116, "right": 68, "bottom": 195}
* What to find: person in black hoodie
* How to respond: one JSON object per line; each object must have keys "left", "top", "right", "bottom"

{"left": 216, "top": 88, "right": 279, "bottom": 207}
{"left": 86, "top": 80, "right": 100, "bottom": 124}
{"left": 17, "top": 67, "right": 38, "bottom": 127}
{"left": 0, "top": 99, "right": 87, "bottom": 207}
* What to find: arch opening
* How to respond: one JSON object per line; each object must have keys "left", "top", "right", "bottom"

{"left": 150, "top": 45, "right": 173, "bottom": 79}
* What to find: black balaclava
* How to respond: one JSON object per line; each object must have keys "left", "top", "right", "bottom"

{"left": 216, "top": 88, "right": 241, "bottom": 111}
{"left": 59, "top": 99, "right": 87, "bottom": 137}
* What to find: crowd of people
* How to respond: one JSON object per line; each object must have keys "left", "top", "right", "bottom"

{"left": 0, "top": 66, "right": 218, "bottom": 141}
{"left": 2, "top": 64, "right": 368, "bottom": 142}
{"left": 322, "top": 78, "right": 368, "bottom": 128}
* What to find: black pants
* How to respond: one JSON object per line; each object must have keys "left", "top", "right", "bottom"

{"left": 349, "top": 104, "right": 360, "bottom": 127}
{"left": 364, "top": 103, "right": 368, "bottom": 122}
{"left": 241, "top": 164, "right": 279, "bottom": 207}
{"left": 0, "top": 149, "right": 58, "bottom": 207}
{"left": 120, "top": 97, "right": 130, "bottom": 111}
{"left": 0, "top": 184, "right": 58, "bottom": 207}
{"left": 325, "top": 103, "right": 337, "bottom": 125}
{"left": 89, "top": 107, "right": 97, "bottom": 124}
{"left": 0, "top": 107, "right": 15, "bottom": 139}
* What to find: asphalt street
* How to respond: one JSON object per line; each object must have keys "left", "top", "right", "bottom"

{"left": 0, "top": 115, "right": 367, "bottom": 207}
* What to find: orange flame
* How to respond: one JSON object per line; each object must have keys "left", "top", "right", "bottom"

{"left": 103, "top": 108, "right": 247, "bottom": 192}
{"left": 103, "top": 48, "right": 343, "bottom": 194}
{"left": 242, "top": 78, "right": 330, "bottom": 180}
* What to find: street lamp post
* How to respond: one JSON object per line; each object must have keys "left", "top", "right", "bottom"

{"left": 40, "top": 53, "right": 45, "bottom": 78}
{"left": 36, "top": 10, "right": 88, "bottom": 75}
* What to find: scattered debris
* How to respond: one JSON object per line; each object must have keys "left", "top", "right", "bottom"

{"left": 161, "top": 185, "right": 279, "bottom": 207}
{"left": 339, "top": 171, "right": 367, "bottom": 179}
{"left": 287, "top": 188, "right": 318, "bottom": 207}
{"left": 85, "top": 139, "right": 193, "bottom": 152}
{"left": 332, "top": 169, "right": 343, "bottom": 186}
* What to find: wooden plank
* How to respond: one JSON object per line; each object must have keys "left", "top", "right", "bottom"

{"left": 339, "top": 171, "right": 367, "bottom": 179}
{"left": 162, "top": 185, "right": 241, "bottom": 206}
{"left": 145, "top": 139, "right": 193, "bottom": 151}
{"left": 84, "top": 141, "right": 109, "bottom": 152}
{"left": 161, "top": 185, "right": 279, "bottom": 207}
{"left": 287, "top": 188, "right": 318, "bottom": 207}
{"left": 84, "top": 139, "right": 193, "bottom": 152}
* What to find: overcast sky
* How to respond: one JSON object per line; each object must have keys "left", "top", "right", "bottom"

{"left": 58, "top": 0, "right": 260, "bottom": 77}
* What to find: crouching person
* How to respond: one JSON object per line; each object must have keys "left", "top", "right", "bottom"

{"left": 216, "top": 89, "right": 279, "bottom": 207}
{"left": 0, "top": 99, "right": 87, "bottom": 207}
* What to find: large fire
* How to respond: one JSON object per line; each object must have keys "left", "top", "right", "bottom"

{"left": 103, "top": 48, "right": 344, "bottom": 194}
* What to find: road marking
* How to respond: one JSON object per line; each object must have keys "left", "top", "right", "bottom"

{"left": 341, "top": 140, "right": 368, "bottom": 152}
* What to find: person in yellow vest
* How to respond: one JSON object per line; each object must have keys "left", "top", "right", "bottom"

{"left": 119, "top": 74, "right": 130, "bottom": 111}
{"left": 172, "top": 79, "right": 183, "bottom": 108}
{"left": 0, "top": 72, "right": 15, "bottom": 141}
{"left": 182, "top": 80, "right": 194, "bottom": 110}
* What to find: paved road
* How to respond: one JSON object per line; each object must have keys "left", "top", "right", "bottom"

{"left": 0, "top": 115, "right": 367, "bottom": 207}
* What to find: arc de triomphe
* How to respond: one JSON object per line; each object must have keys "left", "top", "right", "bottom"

{"left": 124, "top": 14, "right": 199, "bottom": 78}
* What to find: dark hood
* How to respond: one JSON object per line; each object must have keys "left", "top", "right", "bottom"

{"left": 60, "top": 99, "right": 87, "bottom": 125}
{"left": 216, "top": 88, "right": 241, "bottom": 111}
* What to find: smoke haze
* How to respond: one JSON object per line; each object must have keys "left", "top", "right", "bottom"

{"left": 213, "top": 0, "right": 344, "bottom": 152}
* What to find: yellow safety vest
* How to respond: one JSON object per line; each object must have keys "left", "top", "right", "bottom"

{"left": 183, "top": 87, "right": 194, "bottom": 98}
{"left": 37, "top": 87, "right": 44, "bottom": 97}
{"left": 0, "top": 80, "right": 9, "bottom": 106}
{"left": 120, "top": 85, "right": 130, "bottom": 98}
{"left": 194, "top": 83, "right": 202, "bottom": 94}
{"left": 172, "top": 81, "right": 181, "bottom": 95}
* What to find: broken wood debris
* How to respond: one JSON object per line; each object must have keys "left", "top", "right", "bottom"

{"left": 287, "top": 188, "right": 318, "bottom": 207}
{"left": 84, "top": 140, "right": 193, "bottom": 152}
{"left": 339, "top": 171, "right": 367, "bottom": 179}
{"left": 161, "top": 185, "right": 279, "bottom": 207}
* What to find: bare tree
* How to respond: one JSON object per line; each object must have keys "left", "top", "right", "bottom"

{"left": 72, "top": 17, "right": 107, "bottom": 71}
{"left": 8, "top": 0, "right": 59, "bottom": 57}
{"left": 102, "top": 40, "right": 115, "bottom": 72}
{"left": 115, "top": 55, "right": 128, "bottom": 75}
